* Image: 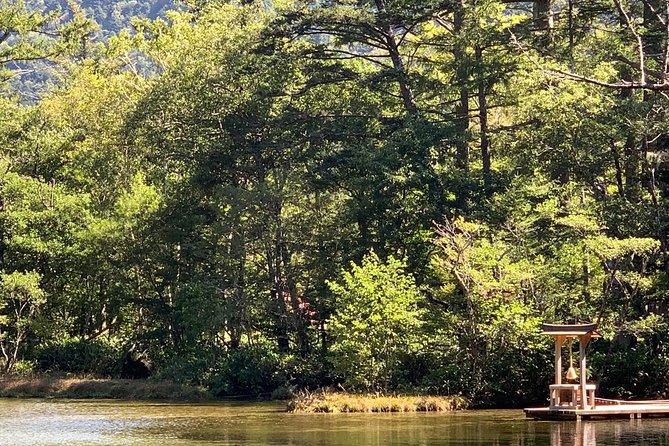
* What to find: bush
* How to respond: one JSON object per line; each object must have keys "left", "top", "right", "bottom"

{"left": 155, "top": 345, "right": 328, "bottom": 397}
{"left": 34, "top": 337, "right": 122, "bottom": 376}
{"left": 207, "top": 344, "right": 284, "bottom": 397}
{"left": 328, "top": 252, "right": 426, "bottom": 391}
{"left": 592, "top": 344, "right": 662, "bottom": 399}
{"left": 153, "top": 347, "right": 219, "bottom": 384}
{"left": 10, "top": 360, "right": 37, "bottom": 377}
{"left": 280, "top": 353, "right": 333, "bottom": 390}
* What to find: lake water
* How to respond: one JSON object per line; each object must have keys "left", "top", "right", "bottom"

{"left": 1, "top": 399, "right": 669, "bottom": 445}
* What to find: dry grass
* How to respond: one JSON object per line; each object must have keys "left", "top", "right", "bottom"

{"left": 287, "top": 390, "right": 469, "bottom": 413}
{"left": 0, "top": 377, "right": 211, "bottom": 401}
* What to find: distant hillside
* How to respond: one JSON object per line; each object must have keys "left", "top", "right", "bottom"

{"left": 38, "top": 0, "right": 177, "bottom": 35}
{"left": 14, "top": 1, "right": 177, "bottom": 101}
{"left": 80, "top": 0, "right": 177, "bottom": 34}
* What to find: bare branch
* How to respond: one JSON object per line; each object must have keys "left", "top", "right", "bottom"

{"left": 611, "top": 54, "right": 666, "bottom": 79}
{"left": 489, "top": 119, "right": 540, "bottom": 133}
{"left": 510, "top": 29, "right": 669, "bottom": 91}
{"left": 664, "top": 0, "right": 669, "bottom": 76}
{"left": 303, "top": 47, "right": 394, "bottom": 69}
{"left": 640, "top": 0, "right": 667, "bottom": 26}
{"left": 613, "top": 0, "right": 647, "bottom": 85}
{"left": 553, "top": 67, "right": 669, "bottom": 90}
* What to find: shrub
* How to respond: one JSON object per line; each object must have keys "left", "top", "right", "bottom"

{"left": 328, "top": 252, "right": 426, "bottom": 391}
{"left": 153, "top": 348, "right": 215, "bottom": 384}
{"left": 10, "top": 360, "right": 37, "bottom": 377}
{"left": 156, "top": 346, "right": 327, "bottom": 396}
{"left": 34, "top": 337, "right": 122, "bottom": 376}
{"left": 206, "top": 344, "right": 284, "bottom": 397}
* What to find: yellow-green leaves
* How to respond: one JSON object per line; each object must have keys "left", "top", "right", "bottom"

{"left": 0, "top": 271, "right": 45, "bottom": 372}
{"left": 0, "top": 271, "right": 45, "bottom": 307}
{"left": 116, "top": 174, "right": 161, "bottom": 222}
{"left": 328, "top": 252, "right": 425, "bottom": 390}
{"left": 585, "top": 236, "right": 660, "bottom": 261}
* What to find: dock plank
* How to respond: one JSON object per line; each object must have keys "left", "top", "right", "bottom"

{"left": 525, "top": 404, "right": 669, "bottom": 420}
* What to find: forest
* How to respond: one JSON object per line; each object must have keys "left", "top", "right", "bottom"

{"left": 0, "top": 0, "right": 668, "bottom": 407}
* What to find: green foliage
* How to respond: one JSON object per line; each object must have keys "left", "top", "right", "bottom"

{"left": 585, "top": 236, "right": 660, "bottom": 261}
{"left": 430, "top": 215, "right": 553, "bottom": 405}
{"left": 0, "top": 0, "right": 668, "bottom": 408}
{"left": 207, "top": 344, "right": 284, "bottom": 397}
{"left": 0, "top": 0, "right": 95, "bottom": 100}
{"left": 0, "top": 0, "right": 93, "bottom": 67}
{"left": 0, "top": 271, "right": 46, "bottom": 372}
{"left": 9, "top": 359, "right": 36, "bottom": 376}
{"left": 328, "top": 252, "right": 425, "bottom": 391}
{"left": 153, "top": 347, "right": 220, "bottom": 384}
{"left": 34, "top": 337, "right": 122, "bottom": 376}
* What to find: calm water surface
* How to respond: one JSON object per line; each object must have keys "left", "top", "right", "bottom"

{"left": 1, "top": 399, "right": 668, "bottom": 445}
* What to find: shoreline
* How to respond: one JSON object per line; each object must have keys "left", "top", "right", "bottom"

{"left": 0, "top": 377, "right": 212, "bottom": 401}
{"left": 0, "top": 378, "right": 472, "bottom": 413}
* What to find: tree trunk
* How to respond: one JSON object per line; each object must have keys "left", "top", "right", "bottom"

{"left": 0, "top": 327, "right": 10, "bottom": 372}
{"left": 374, "top": 0, "right": 418, "bottom": 115}
{"left": 0, "top": 198, "right": 5, "bottom": 270}
{"left": 228, "top": 226, "right": 246, "bottom": 350}
{"left": 567, "top": 0, "right": 574, "bottom": 64}
{"left": 611, "top": 142, "right": 626, "bottom": 198}
{"left": 454, "top": 1, "right": 470, "bottom": 170}
{"left": 643, "top": 0, "right": 663, "bottom": 69}
{"left": 280, "top": 240, "right": 309, "bottom": 356}
{"left": 268, "top": 249, "right": 290, "bottom": 353}
{"left": 533, "top": 0, "right": 553, "bottom": 49}
{"left": 617, "top": 51, "right": 641, "bottom": 201}
{"left": 476, "top": 46, "right": 491, "bottom": 189}
{"left": 533, "top": 0, "right": 553, "bottom": 30}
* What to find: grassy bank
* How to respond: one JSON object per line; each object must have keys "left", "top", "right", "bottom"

{"left": 0, "top": 377, "right": 211, "bottom": 401}
{"left": 287, "top": 391, "right": 469, "bottom": 413}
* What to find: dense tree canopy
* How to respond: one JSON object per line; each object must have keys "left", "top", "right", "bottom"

{"left": 0, "top": 0, "right": 668, "bottom": 406}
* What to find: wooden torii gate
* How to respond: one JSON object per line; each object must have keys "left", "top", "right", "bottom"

{"left": 541, "top": 323, "right": 600, "bottom": 410}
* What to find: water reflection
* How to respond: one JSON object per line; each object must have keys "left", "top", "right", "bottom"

{"left": 549, "top": 420, "right": 669, "bottom": 446}
{"left": 1, "top": 400, "right": 669, "bottom": 445}
{"left": 551, "top": 423, "right": 596, "bottom": 446}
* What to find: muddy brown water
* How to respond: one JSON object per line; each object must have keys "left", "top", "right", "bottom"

{"left": 1, "top": 399, "right": 669, "bottom": 445}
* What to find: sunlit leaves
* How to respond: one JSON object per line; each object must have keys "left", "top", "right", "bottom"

{"left": 328, "top": 252, "right": 425, "bottom": 390}
{"left": 0, "top": 271, "right": 45, "bottom": 371}
{"left": 585, "top": 235, "right": 660, "bottom": 261}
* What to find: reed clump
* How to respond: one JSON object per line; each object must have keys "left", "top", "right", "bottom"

{"left": 287, "top": 390, "right": 468, "bottom": 413}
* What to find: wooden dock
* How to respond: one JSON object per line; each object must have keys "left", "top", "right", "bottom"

{"left": 525, "top": 323, "right": 669, "bottom": 421}
{"left": 525, "top": 403, "right": 669, "bottom": 421}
